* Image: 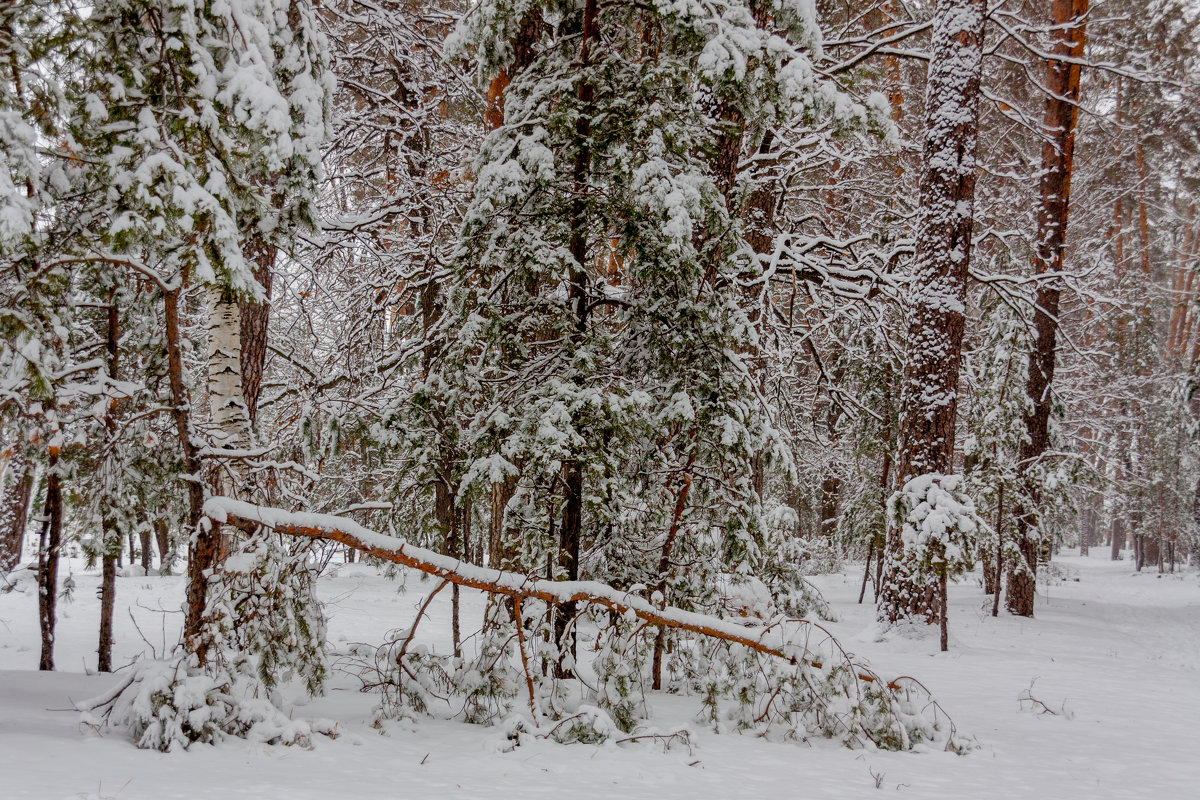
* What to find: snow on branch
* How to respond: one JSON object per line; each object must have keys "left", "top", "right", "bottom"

{"left": 206, "top": 498, "right": 837, "bottom": 670}
{"left": 204, "top": 497, "right": 965, "bottom": 751}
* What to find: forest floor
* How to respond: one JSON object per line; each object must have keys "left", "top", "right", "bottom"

{"left": 1, "top": 548, "right": 1197, "bottom": 799}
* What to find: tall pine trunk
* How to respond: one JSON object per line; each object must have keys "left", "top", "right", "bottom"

{"left": 37, "top": 460, "right": 62, "bottom": 671}
{"left": 167, "top": 287, "right": 210, "bottom": 651}
{"left": 98, "top": 290, "right": 120, "bottom": 672}
{"left": 879, "top": 0, "right": 986, "bottom": 624}
{"left": 1009, "top": 0, "right": 1088, "bottom": 617}
{"left": 554, "top": 0, "right": 600, "bottom": 676}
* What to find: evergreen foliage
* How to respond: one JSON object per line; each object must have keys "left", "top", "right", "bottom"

{"left": 2, "top": 0, "right": 1199, "bottom": 765}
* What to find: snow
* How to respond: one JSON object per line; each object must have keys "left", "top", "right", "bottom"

{"left": 2, "top": 550, "right": 1199, "bottom": 799}
{"left": 201, "top": 498, "right": 861, "bottom": 672}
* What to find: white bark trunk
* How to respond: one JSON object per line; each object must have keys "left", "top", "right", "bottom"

{"left": 206, "top": 286, "right": 249, "bottom": 494}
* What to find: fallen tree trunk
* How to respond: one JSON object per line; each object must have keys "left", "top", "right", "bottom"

{"left": 203, "top": 497, "right": 895, "bottom": 688}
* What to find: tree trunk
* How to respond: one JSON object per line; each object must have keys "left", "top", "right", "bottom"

{"left": 488, "top": 475, "right": 517, "bottom": 570}
{"left": 1008, "top": 0, "right": 1088, "bottom": 619}
{"left": 453, "top": 500, "right": 472, "bottom": 652}
{"left": 192, "top": 284, "right": 253, "bottom": 641}
{"left": 166, "top": 287, "right": 210, "bottom": 651}
{"left": 206, "top": 286, "right": 250, "bottom": 459}
{"left": 939, "top": 564, "right": 949, "bottom": 652}
{"left": 991, "top": 537, "right": 1003, "bottom": 617}
{"left": 819, "top": 474, "right": 841, "bottom": 539}
{"left": 37, "top": 463, "right": 62, "bottom": 671}
{"left": 97, "top": 550, "right": 116, "bottom": 672}
{"left": 0, "top": 457, "right": 33, "bottom": 572}
{"left": 552, "top": 0, "right": 600, "bottom": 676}
{"left": 985, "top": 485, "right": 1004, "bottom": 595}
{"left": 651, "top": 464, "right": 694, "bottom": 689}
{"left": 876, "top": 381, "right": 893, "bottom": 601}
{"left": 481, "top": 11, "right": 540, "bottom": 577}
{"left": 879, "top": 0, "right": 986, "bottom": 625}
{"left": 98, "top": 289, "right": 120, "bottom": 673}
{"left": 1080, "top": 496, "right": 1095, "bottom": 555}
{"left": 434, "top": 477, "right": 457, "bottom": 654}
{"left": 709, "top": 0, "right": 771, "bottom": 211}
{"left": 1131, "top": 503, "right": 1145, "bottom": 571}
{"left": 859, "top": 538, "right": 875, "bottom": 604}
{"left": 483, "top": 9, "right": 541, "bottom": 132}
{"left": 557, "top": 460, "right": 583, "bottom": 674}
{"left": 1137, "top": 530, "right": 1160, "bottom": 571}
{"left": 461, "top": 498, "right": 475, "bottom": 566}
{"left": 139, "top": 528, "right": 152, "bottom": 574}
{"left": 239, "top": 240, "right": 275, "bottom": 427}
{"left": 1110, "top": 514, "right": 1124, "bottom": 560}
{"left": 154, "top": 518, "right": 171, "bottom": 574}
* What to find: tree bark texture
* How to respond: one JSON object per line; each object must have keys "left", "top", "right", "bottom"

{"left": 203, "top": 283, "right": 253, "bottom": 603}
{"left": 1008, "top": 0, "right": 1088, "bottom": 618}
{"left": 166, "top": 288, "right": 211, "bottom": 651}
{"left": 98, "top": 292, "right": 120, "bottom": 673}
{"left": 553, "top": 0, "right": 600, "bottom": 675}
{"left": 987, "top": 484, "right": 1004, "bottom": 598}
{"left": 206, "top": 286, "right": 250, "bottom": 455}
{"left": 38, "top": 464, "right": 62, "bottom": 671}
{"left": 651, "top": 464, "right": 694, "bottom": 689}
{"left": 0, "top": 455, "right": 33, "bottom": 572}
{"left": 1080, "top": 498, "right": 1096, "bottom": 555}
{"left": 239, "top": 240, "right": 276, "bottom": 426}
{"left": 139, "top": 527, "right": 152, "bottom": 573}
{"left": 488, "top": 475, "right": 517, "bottom": 570}
{"left": 435, "top": 479, "right": 459, "bottom": 656}
{"left": 879, "top": 0, "right": 986, "bottom": 624}
{"left": 859, "top": 539, "right": 875, "bottom": 604}
{"left": 154, "top": 518, "right": 171, "bottom": 574}
{"left": 819, "top": 475, "right": 841, "bottom": 538}
{"left": 893, "top": 0, "right": 987, "bottom": 483}
{"left": 484, "top": 10, "right": 541, "bottom": 132}
{"left": 97, "top": 553, "right": 116, "bottom": 672}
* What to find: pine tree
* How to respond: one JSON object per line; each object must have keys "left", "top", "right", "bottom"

{"left": 1008, "top": 0, "right": 1089, "bottom": 618}
{"left": 424, "top": 0, "right": 890, "bottom": 674}
{"left": 879, "top": 0, "right": 986, "bottom": 630}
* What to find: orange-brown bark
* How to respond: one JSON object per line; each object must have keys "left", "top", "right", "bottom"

{"left": 1009, "top": 0, "right": 1089, "bottom": 617}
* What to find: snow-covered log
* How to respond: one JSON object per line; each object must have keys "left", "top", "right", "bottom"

{"left": 203, "top": 498, "right": 964, "bottom": 750}
{"left": 205, "top": 497, "right": 890, "bottom": 686}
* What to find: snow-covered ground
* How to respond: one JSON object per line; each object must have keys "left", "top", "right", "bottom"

{"left": 2, "top": 550, "right": 1197, "bottom": 799}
